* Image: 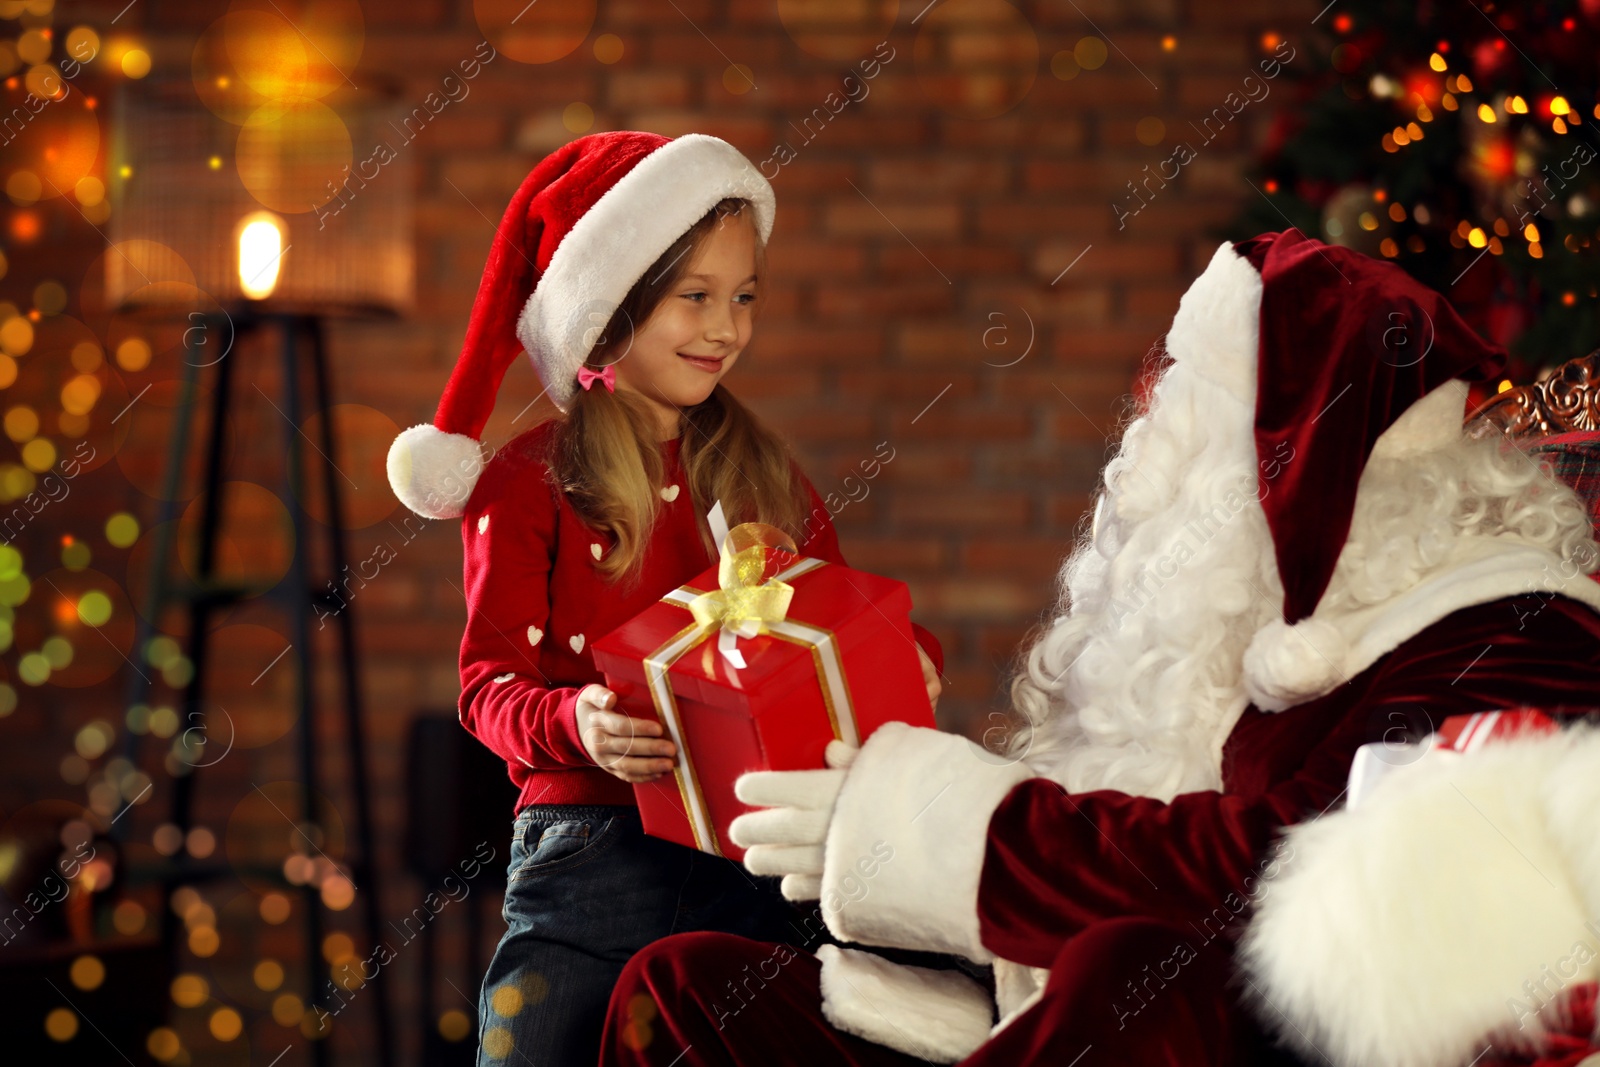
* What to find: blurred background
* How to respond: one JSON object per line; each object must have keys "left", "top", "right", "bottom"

{"left": 2, "top": 0, "right": 1596, "bottom": 1063}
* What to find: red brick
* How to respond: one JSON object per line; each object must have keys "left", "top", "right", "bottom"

{"left": 942, "top": 114, "right": 1088, "bottom": 153}
{"left": 823, "top": 198, "right": 963, "bottom": 240}
{"left": 814, "top": 280, "right": 957, "bottom": 317}
{"left": 976, "top": 621, "right": 1041, "bottom": 660}
{"left": 835, "top": 369, "right": 980, "bottom": 401}
{"left": 880, "top": 244, "right": 1024, "bottom": 278}
{"left": 866, "top": 158, "right": 1013, "bottom": 195}
{"left": 961, "top": 535, "right": 1075, "bottom": 579}
{"left": 1124, "top": 284, "right": 1190, "bottom": 324}
{"left": 891, "top": 488, "right": 1031, "bottom": 530}
{"left": 914, "top": 575, "right": 1044, "bottom": 617}
{"left": 839, "top": 536, "right": 951, "bottom": 574}
{"left": 976, "top": 200, "right": 1114, "bottom": 238}
{"left": 1048, "top": 491, "right": 1099, "bottom": 530}
{"left": 608, "top": 70, "right": 695, "bottom": 109}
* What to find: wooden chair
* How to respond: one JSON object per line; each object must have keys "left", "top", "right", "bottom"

{"left": 1466, "top": 348, "right": 1600, "bottom": 558}
{"left": 1466, "top": 350, "right": 1600, "bottom": 437}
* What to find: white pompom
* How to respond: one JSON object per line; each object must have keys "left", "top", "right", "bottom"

{"left": 386, "top": 423, "right": 486, "bottom": 520}
{"left": 1242, "top": 617, "right": 1350, "bottom": 712}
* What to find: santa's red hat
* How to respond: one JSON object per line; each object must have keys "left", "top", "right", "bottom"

{"left": 1176, "top": 229, "right": 1507, "bottom": 708}
{"left": 386, "top": 130, "right": 776, "bottom": 520}
{"left": 1233, "top": 228, "right": 1508, "bottom": 624}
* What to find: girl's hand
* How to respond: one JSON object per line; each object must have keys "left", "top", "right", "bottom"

{"left": 577, "top": 685, "right": 676, "bottom": 783}
{"left": 916, "top": 644, "right": 942, "bottom": 713}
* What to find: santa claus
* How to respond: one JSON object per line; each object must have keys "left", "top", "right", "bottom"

{"left": 596, "top": 228, "right": 1600, "bottom": 1066}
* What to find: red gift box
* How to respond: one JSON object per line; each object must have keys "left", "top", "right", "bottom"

{"left": 591, "top": 524, "right": 934, "bottom": 861}
{"left": 1434, "top": 708, "right": 1558, "bottom": 753}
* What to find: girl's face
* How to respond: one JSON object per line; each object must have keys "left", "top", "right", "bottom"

{"left": 611, "top": 209, "right": 759, "bottom": 435}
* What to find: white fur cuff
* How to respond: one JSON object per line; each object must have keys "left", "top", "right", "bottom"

{"left": 821, "top": 722, "right": 1033, "bottom": 962}
{"left": 816, "top": 944, "right": 994, "bottom": 1064}
{"left": 1240, "top": 726, "right": 1600, "bottom": 1067}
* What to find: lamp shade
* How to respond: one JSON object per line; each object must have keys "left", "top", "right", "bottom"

{"left": 106, "top": 79, "right": 414, "bottom": 316}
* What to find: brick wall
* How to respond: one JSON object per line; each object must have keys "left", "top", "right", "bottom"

{"left": 6, "top": 0, "right": 1313, "bottom": 1063}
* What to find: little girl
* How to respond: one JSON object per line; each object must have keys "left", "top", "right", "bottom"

{"left": 386, "top": 131, "right": 945, "bottom": 1066}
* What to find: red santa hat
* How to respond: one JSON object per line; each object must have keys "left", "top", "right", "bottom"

{"left": 386, "top": 130, "right": 776, "bottom": 520}
{"left": 1233, "top": 227, "right": 1508, "bottom": 624}
{"left": 1197, "top": 228, "right": 1507, "bottom": 708}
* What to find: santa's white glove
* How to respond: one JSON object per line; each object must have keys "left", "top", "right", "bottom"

{"left": 728, "top": 740, "right": 859, "bottom": 901}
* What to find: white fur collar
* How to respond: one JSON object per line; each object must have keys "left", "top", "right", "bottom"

{"left": 1243, "top": 537, "right": 1600, "bottom": 712}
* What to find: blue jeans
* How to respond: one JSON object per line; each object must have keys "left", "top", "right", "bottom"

{"left": 475, "top": 803, "right": 815, "bottom": 1066}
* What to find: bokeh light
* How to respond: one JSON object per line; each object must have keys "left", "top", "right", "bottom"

{"left": 177, "top": 483, "right": 295, "bottom": 592}
{"left": 36, "top": 568, "right": 135, "bottom": 688}
{"left": 171, "top": 973, "right": 210, "bottom": 1008}
{"left": 121, "top": 48, "right": 151, "bottom": 78}
{"left": 146, "top": 1027, "right": 180, "bottom": 1060}
{"left": 235, "top": 98, "right": 352, "bottom": 214}
{"left": 254, "top": 959, "right": 284, "bottom": 991}
{"left": 0, "top": 87, "right": 99, "bottom": 199}
{"left": 439, "top": 1009, "right": 472, "bottom": 1041}
{"left": 114, "top": 383, "right": 228, "bottom": 505}
{"left": 473, "top": 0, "right": 594, "bottom": 63}
{"left": 271, "top": 992, "right": 303, "bottom": 1027}
{"left": 113, "top": 899, "right": 147, "bottom": 935}
{"left": 593, "top": 33, "right": 623, "bottom": 64}
{"left": 105, "top": 512, "right": 140, "bottom": 547}
{"left": 209, "top": 1006, "right": 243, "bottom": 1041}
{"left": 260, "top": 891, "right": 292, "bottom": 924}
{"left": 44, "top": 1006, "right": 78, "bottom": 1042}
{"left": 188, "top": 924, "right": 220, "bottom": 956}
{"left": 68, "top": 954, "right": 104, "bottom": 990}
{"left": 226, "top": 780, "right": 347, "bottom": 893}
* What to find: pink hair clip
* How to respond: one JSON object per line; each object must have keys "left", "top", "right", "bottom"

{"left": 577, "top": 363, "right": 616, "bottom": 393}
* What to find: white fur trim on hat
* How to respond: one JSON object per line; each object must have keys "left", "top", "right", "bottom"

{"left": 1241, "top": 617, "right": 1351, "bottom": 713}
{"left": 1370, "top": 379, "right": 1469, "bottom": 459}
{"left": 1167, "top": 239, "right": 1263, "bottom": 404}
{"left": 516, "top": 133, "right": 776, "bottom": 413}
{"left": 1241, "top": 539, "right": 1600, "bottom": 712}
{"left": 386, "top": 422, "right": 486, "bottom": 520}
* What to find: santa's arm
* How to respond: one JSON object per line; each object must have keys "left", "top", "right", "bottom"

{"left": 974, "top": 779, "right": 1315, "bottom": 969}
{"left": 818, "top": 597, "right": 1600, "bottom": 966}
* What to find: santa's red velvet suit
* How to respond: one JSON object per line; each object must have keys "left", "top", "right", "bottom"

{"left": 598, "top": 230, "right": 1600, "bottom": 1067}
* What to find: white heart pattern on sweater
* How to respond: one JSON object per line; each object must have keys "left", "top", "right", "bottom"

{"left": 569, "top": 633, "right": 585, "bottom": 654}
{"left": 591, "top": 542, "right": 603, "bottom": 560}
{"left": 527, "top": 626, "right": 543, "bottom": 646}
{"left": 492, "top": 672, "right": 514, "bottom": 683}
{"left": 660, "top": 484, "right": 680, "bottom": 502}
{"left": 477, "top": 514, "right": 490, "bottom": 534}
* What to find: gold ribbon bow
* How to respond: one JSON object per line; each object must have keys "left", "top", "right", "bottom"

{"left": 686, "top": 522, "right": 800, "bottom": 668}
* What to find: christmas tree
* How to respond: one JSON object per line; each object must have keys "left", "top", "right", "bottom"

{"left": 1229, "top": 0, "right": 1600, "bottom": 373}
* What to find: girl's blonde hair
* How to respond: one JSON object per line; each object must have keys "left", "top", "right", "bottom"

{"left": 545, "top": 196, "right": 810, "bottom": 589}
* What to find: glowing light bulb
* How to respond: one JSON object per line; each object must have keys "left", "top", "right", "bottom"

{"left": 237, "top": 212, "right": 286, "bottom": 300}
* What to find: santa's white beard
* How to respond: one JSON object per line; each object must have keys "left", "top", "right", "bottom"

{"left": 1009, "top": 355, "right": 1283, "bottom": 800}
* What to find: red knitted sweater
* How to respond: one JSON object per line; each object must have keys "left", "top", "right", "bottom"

{"left": 457, "top": 419, "right": 946, "bottom": 811}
